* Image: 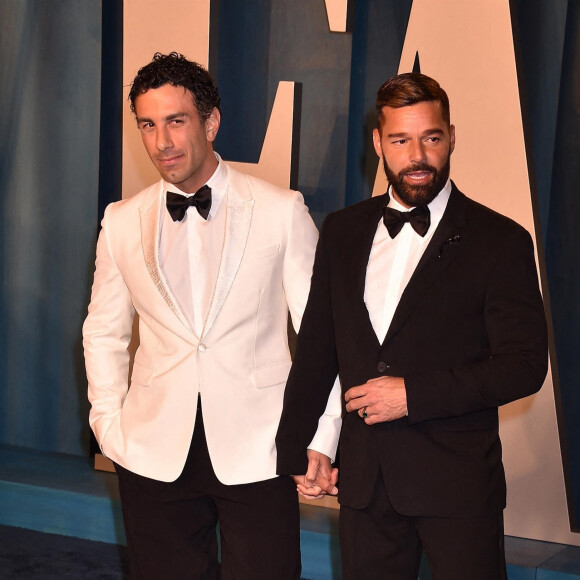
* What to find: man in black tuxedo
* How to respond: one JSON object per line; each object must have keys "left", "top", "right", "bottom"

{"left": 276, "top": 73, "right": 548, "bottom": 579}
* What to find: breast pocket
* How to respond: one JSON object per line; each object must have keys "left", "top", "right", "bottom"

{"left": 243, "top": 244, "right": 280, "bottom": 263}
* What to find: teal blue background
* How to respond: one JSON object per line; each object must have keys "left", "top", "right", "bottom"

{"left": 0, "top": 0, "right": 578, "bottom": 530}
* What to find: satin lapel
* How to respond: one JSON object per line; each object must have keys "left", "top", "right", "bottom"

{"left": 384, "top": 186, "right": 469, "bottom": 343}
{"left": 354, "top": 196, "right": 386, "bottom": 299}
{"left": 345, "top": 195, "right": 386, "bottom": 348}
{"left": 203, "top": 167, "right": 254, "bottom": 336}
{"left": 139, "top": 182, "right": 195, "bottom": 337}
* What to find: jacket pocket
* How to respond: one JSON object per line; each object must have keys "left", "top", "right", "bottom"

{"left": 252, "top": 360, "right": 292, "bottom": 389}
{"left": 243, "top": 244, "right": 280, "bottom": 263}
{"left": 130, "top": 362, "right": 154, "bottom": 387}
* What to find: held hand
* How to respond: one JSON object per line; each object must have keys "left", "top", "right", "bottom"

{"left": 292, "top": 450, "right": 338, "bottom": 500}
{"left": 345, "top": 376, "right": 407, "bottom": 424}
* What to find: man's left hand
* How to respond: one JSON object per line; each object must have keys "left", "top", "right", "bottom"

{"left": 345, "top": 376, "right": 407, "bottom": 424}
{"left": 292, "top": 449, "right": 338, "bottom": 499}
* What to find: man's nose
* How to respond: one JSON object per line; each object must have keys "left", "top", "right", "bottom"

{"left": 408, "top": 140, "right": 426, "bottom": 164}
{"left": 156, "top": 126, "right": 172, "bottom": 151}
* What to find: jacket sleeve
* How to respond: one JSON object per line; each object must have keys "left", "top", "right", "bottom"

{"left": 405, "top": 226, "right": 548, "bottom": 423}
{"left": 277, "top": 216, "right": 341, "bottom": 474}
{"left": 282, "top": 190, "right": 319, "bottom": 331}
{"left": 82, "top": 205, "right": 135, "bottom": 451}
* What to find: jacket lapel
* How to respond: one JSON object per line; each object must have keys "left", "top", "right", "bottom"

{"left": 139, "top": 181, "right": 195, "bottom": 337}
{"left": 202, "top": 164, "right": 254, "bottom": 337}
{"left": 383, "top": 185, "right": 469, "bottom": 343}
{"left": 344, "top": 195, "right": 386, "bottom": 349}
{"left": 355, "top": 195, "right": 386, "bottom": 300}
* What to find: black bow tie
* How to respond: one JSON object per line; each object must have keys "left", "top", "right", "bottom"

{"left": 383, "top": 205, "right": 430, "bottom": 238}
{"left": 166, "top": 185, "right": 212, "bottom": 222}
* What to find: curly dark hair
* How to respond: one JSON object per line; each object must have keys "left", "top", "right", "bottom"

{"left": 128, "top": 52, "right": 221, "bottom": 120}
{"left": 376, "top": 72, "right": 450, "bottom": 129}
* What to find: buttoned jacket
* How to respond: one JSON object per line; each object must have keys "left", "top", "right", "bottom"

{"left": 277, "top": 184, "right": 548, "bottom": 516}
{"left": 84, "top": 162, "right": 320, "bottom": 483}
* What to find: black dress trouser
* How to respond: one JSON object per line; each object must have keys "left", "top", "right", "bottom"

{"left": 115, "top": 403, "right": 301, "bottom": 580}
{"left": 339, "top": 470, "right": 507, "bottom": 580}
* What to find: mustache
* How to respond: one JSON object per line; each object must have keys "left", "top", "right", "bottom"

{"left": 399, "top": 163, "right": 437, "bottom": 176}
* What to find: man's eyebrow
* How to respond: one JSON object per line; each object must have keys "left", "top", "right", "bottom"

{"left": 421, "top": 128, "right": 445, "bottom": 136}
{"left": 165, "top": 112, "right": 190, "bottom": 121}
{"left": 136, "top": 112, "right": 190, "bottom": 124}
{"left": 386, "top": 128, "right": 445, "bottom": 139}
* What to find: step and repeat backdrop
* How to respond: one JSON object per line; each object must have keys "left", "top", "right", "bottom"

{"left": 1, "top": 0, "right": 577, "bottom": 549}
{"left": 107, "top": 0, "right": 575, "bottom": 546}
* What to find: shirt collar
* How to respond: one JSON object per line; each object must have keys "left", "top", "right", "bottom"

{"left": 387, "top": 179, "right": 451, "bottom": 211}
{"left": 162, "top": 152, "right": 227, "bottom": 219}
{"left": 204, "top": 153, "right": 227, "bottom": 218}
{"left": 387, "top": 179, "right": 452, "bottom": 239}
{"left": 426, "top": 179, "right": 452, "bottom": 226}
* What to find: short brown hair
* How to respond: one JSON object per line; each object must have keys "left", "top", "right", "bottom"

{"left": 376, "top": 72, "right": 450, "bottom": 127}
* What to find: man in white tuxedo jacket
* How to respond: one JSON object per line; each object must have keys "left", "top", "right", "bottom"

{"left": 83, "top": 52, "right": 339, "bottom": 580}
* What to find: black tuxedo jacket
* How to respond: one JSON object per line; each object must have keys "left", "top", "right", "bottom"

{"left": 276, "top": 183, "right": 548, "bottom": 517}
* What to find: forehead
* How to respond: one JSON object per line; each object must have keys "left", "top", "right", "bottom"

{"left": 134, "top": 84, "right": 198, "bottom": 118}
{"left": 380, "top": 101, "right": 448, "bottom": 133}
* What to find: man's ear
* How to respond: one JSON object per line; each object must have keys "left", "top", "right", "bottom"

{"left": 372, "top": 128, "right": 383, "bottom": 159}
{"left": 449, "top": 124, "right": 456, "bottom": 155}
{"left": 205, "top": 108, "right": 220, "bottom": 142}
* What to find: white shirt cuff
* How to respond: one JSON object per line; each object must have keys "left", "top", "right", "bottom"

{"left": 307, "top": 376, "right": 342, "bottom": 461}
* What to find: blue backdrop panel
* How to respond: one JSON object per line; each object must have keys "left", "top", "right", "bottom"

{"left": 513, "top": 0, "right": 568, "bottom": 242}
{"left": 345, "top": 0, "right": 413, "bottom": 206}
{"left": 98, "top": 0, "right": 124, "bottom": 222}
{"left": 215, "top": 0, "right": 353, "bottom": 226}
{"left": 0, "top": 0, "right": 579, "bottom": 535}
{"left": 0, "top": 0, "right": 102, "bottom": 455}
{"left": 545, "top": 0, "right": 580, "bottom": 531}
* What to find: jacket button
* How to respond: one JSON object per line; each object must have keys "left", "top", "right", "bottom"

{"left": 198, "top": 343, "right": 207, "bottom": 352}
{"left": 377, "top": 361, "right": 389, "bottom": 373}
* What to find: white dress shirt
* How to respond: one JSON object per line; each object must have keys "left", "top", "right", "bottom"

{"left": 159, "top": 154, "right": 228, "bottom": 337}
{"left": 159, "top": 154, "right": 341, "bottom": 461}
{"left": 365, "top": 180, "right": 452, "bottom": 343}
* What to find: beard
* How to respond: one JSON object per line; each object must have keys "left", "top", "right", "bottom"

{"left": 383, "top": 153, "right": 451, "bottom": 208}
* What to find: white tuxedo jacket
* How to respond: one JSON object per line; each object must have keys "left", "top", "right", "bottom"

{"left": 83, "top": 162, "right": 331, "bottom": 484}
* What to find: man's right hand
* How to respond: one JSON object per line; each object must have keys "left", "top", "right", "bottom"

{"left": 292, "top": 449, "right": 338, "bottom": 499}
